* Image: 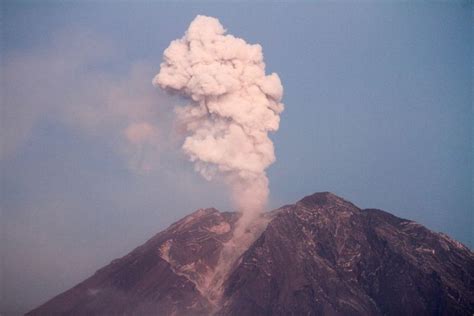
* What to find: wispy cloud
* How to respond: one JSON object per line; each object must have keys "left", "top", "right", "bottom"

{"left": 1, "top": 28, "right": 169, "bottom": 172}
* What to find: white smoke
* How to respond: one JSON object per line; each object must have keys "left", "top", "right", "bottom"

{"left": 153, "top": 15, "right": 284, "bottom": 220}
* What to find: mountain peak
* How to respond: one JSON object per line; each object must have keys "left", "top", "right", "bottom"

{"left": 27, "top": 192, "right": 474, "bottom": 316}
{"left": 297, "top": 191, "right": 358, "bottom": 210}
{"left": 187, "top": 207, "right": 220, "bottom": 218}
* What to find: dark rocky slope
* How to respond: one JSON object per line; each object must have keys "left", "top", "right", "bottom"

{"left": 27, "top": 192, "right": 474, "bottom": 315}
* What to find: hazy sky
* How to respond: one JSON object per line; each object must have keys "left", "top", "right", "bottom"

{"left": 1, "top": 1, "right": 472, "bottom": 314}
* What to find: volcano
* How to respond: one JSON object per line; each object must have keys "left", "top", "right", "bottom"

{"left": 27, "top": 192, "right": 473, "bottom": 315}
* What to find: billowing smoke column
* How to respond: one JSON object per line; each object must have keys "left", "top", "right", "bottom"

{"left": 154, "top": 15, "right": 284, "bottom": 222}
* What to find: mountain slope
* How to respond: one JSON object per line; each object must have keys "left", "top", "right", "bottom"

{"left": 218, "top": 193, "right": 473, "bottom": 315}
{"left": 27, "top": 192, "right": 474, "bottom": 316}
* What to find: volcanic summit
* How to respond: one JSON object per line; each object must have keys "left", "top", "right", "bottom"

{"left": 27, "top": 192, "right": 474, "bottom": 315}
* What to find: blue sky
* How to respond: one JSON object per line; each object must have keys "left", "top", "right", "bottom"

{"left": 1, "top": 1, "right": 472, "bottom": 314}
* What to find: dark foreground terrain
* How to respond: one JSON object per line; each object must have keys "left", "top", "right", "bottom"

{"left": 28, "top": 192, "right": 474, "bottom": 315}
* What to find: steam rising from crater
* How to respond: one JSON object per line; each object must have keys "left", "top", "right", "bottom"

{"left": 154, "top": 15, "right": 284, "bottom": 220}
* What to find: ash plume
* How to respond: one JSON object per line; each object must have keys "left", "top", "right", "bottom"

{"left": 153, "top": 15, "right": 284, "bottom": 221}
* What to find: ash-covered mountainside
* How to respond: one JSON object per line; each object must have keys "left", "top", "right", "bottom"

{"left": 28, "top": 192, "right": 474, "bottom": 316}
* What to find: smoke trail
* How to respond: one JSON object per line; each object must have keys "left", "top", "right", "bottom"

{"left": 154, "top": 15, "right": 284, "bottom": 220}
